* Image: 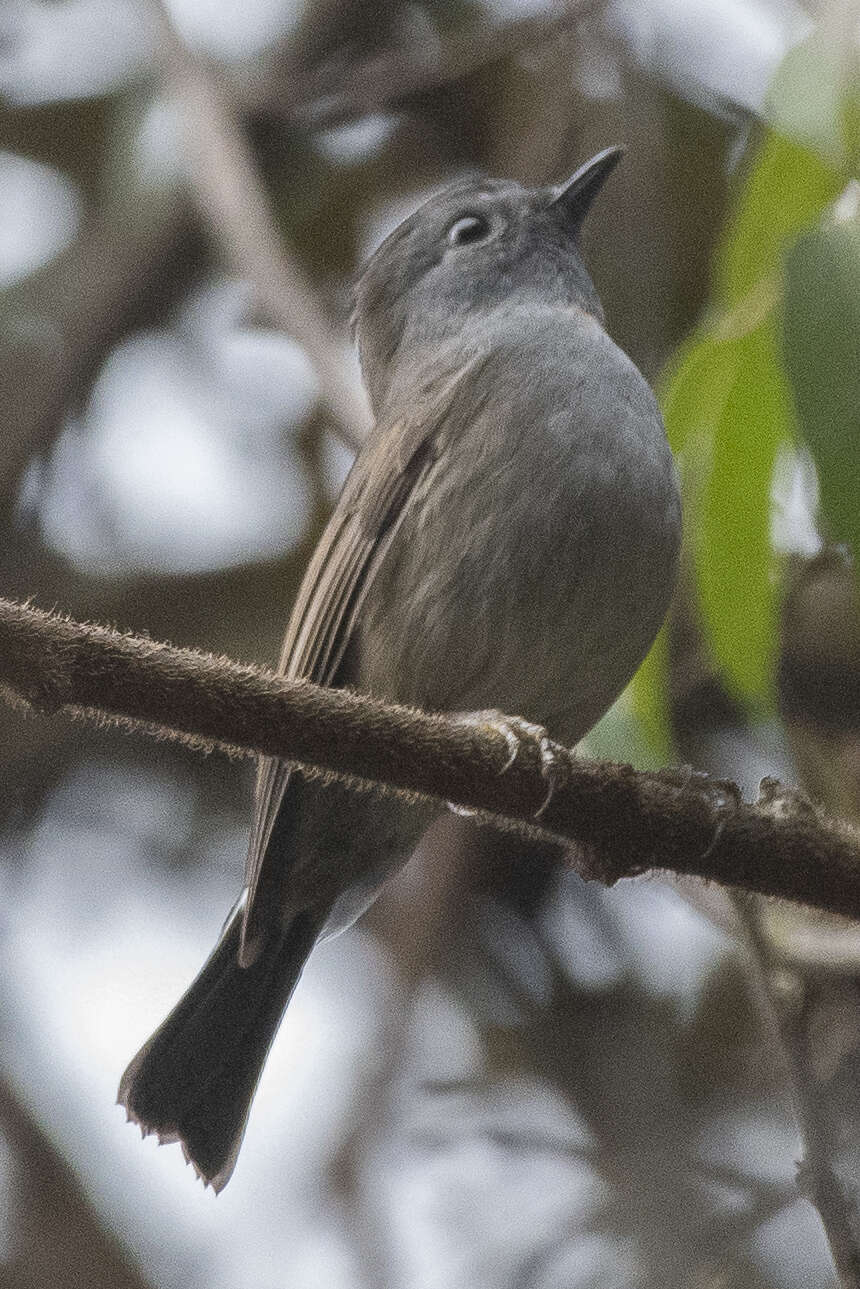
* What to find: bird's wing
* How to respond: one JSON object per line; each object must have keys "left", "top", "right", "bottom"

{"left": 240, "top": 356, "right": 487, "bottom": 963}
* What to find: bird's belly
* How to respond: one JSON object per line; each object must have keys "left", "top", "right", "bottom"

{"left": 359, "top": 423, "right": 679, "bottom": 748}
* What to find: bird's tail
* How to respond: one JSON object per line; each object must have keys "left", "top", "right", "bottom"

{"left": 118, "top": 898, "right": 321, "bottom": 1192}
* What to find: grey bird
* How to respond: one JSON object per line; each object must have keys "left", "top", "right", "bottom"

{"left": 119, "top": 146, "right": 682, "bottom": 1191}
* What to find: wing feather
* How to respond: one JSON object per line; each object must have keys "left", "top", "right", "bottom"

{"left": 240, "top": 357, "right": 487, "bottom": 962}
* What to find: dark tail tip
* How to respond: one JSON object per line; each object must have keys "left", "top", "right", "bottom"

{"left": 119, "top": 902, "right": 319, "bottom": 1191}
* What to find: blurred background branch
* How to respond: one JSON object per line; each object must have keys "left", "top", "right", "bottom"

{"left": 0, "top": 1075, "right": 155, "bottom": 1289}
{"left": 0, "top": 187, "right": 198, "bottom": 509}
{"left": 145, "top": 0, "right": 371, "bottom": 449}
{"left": 280, "top": 0, "right": 607, "bottom": 130}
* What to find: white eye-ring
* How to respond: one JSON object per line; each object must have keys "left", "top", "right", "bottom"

{"left": 446, "top": 214, "right": 491, "bottom": 246}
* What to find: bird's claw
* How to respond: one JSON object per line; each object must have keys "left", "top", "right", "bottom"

{"left": 452, "top": 710, "right": 564, "bottom": 820}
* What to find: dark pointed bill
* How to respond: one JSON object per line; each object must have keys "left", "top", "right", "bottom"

{"left": 550, "top": 145, "right": 624, "bottom": 227}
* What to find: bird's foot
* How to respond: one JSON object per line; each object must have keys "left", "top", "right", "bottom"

{"left": 654, "top": 765, "right": 742, "bottom": 857}
{"left": 451, "top": 710, "right": 564, "bottom": 819}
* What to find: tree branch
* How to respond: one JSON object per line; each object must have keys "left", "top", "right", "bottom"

{"left": 0, "top": 188, "right": 196, "bottom": 509}
{"left": 737, "top": 901, "right": 860, "bottom": 1289}
{"left": 145, "top": 0, "right": 372, "bottom": 450}
{"left": 0, "top": 1074, "right": 156, "bottom": 1289}
{"left": 665, "top": 556, "right": 860, "bottom": 1284}
{"left": 282, "top": 0, "right": 605, "bottom": 132}
{"left": 0, "top": 596, "right": 858, "bottom": 916}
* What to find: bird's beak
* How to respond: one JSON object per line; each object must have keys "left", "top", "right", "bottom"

{"left": 550, "top": 145, "right": 624, "bottom": 228}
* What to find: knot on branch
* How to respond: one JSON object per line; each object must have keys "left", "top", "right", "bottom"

{"left": 757, "top": 776, "right": 823, "bottom": 824}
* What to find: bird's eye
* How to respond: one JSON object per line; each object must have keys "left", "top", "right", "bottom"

{"left": 446, "top": 214, "right": 491, "bottom": 246}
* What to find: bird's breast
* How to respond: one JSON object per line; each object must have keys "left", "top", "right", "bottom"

{"left": 358, "top": 322, "right": 681, "bottom": 747}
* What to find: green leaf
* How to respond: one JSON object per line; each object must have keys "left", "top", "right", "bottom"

{"left": 583, "top": 683, "right": 666, "bottom": 771}
{"left": 764, "top": 30, "right": 850, "bottom": 168}
{"left": 716, "top": 133, "right": 843, "bottom": 312}
{"left": 656, "top": 125, "right": 845, "bottom": 714}
{"left": 697, "top": 322, "right": 789, "bottom": 705}
{"left": 629, "top": 625, "right": 673, "bottom": 766}
{"left": 659, "top": 332, "right": 738, "bottom": 455}
{"left": 783, "top": 221, "right": 860, "bottom": 565}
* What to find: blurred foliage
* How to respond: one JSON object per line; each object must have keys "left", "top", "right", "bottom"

{"left": 633, "top": 32, "right": 858, "bottom": 728}
{"left": 623, "top": 623, "right": 672, "bottom": 764}
{"left": 784, "top": 223, "right": 860, "bottom": 570}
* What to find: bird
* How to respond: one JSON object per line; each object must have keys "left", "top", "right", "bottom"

{"left": 119, "top": 146, "right": 682, "bottom": 1191}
